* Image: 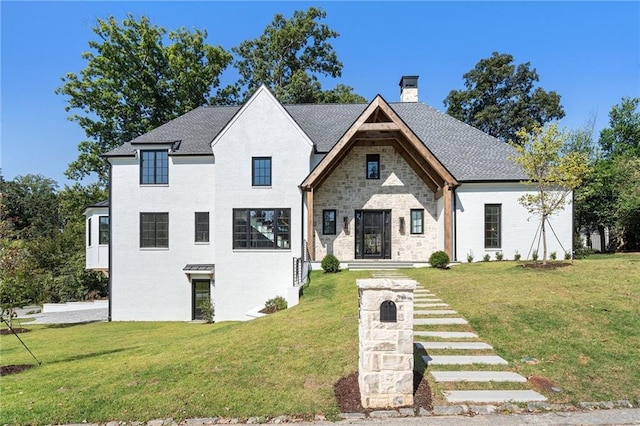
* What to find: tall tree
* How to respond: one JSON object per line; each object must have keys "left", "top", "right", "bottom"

{"left": 511, "top": 124, "right": 589, "bottom": 263}
{"left": 56, "top": 14, "right": 232, "bottom": 185}
{"left": 229, "top": 7, "right": 365, "bottom": 104}
{"left": 444, "top": 52, "right": 565, "bottom": 143}
{"left": 599, "top": 97, "right": 640, "bottom": 158}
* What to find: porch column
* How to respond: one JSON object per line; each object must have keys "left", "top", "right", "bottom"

{"left": 306, "top": 189, "right": 315, "bottom": 260}
{"left": 443, "top": 183, "right": 453, "bottom": 259}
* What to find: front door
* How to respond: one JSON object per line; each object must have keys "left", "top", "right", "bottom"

{"left": 355, "top": 210, "right": 391, "bottom": 259}
{"left": 192, "top": 280, "right": 211, "bottom": 320}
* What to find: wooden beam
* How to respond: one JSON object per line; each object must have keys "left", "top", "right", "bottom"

{"left": 358, "top": 122, "right": 400, "bottom": 131}
{"left": 443, "top": 184, "right": 453, "bottom": 259}
{"left": 306, "top": 189, "right": 315, "bottom": 261}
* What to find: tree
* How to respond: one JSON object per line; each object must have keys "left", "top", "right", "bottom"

{"left": 229, "top": 7, "right": 365, "bottom": 104}
{"left": 511, "top": 124, "right": 589, "bottom": 263}
{"left": 599, "top": 97, "right": 640, "bottom": 158}
{"left": 444, "top": 52, "right": 565, "bottom": 143}
{"left": 56, "top": 14, "right": 232, "bottom": 184}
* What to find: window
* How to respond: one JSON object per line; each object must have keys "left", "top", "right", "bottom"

{"left": 323, "top": 209, "right": 336, "bottom": 235}
{"left": 410, "top": 209, "right": 424, "bottom": 234}
{"left": 252, "top": 157, "right": 272, "bottom": 186}
{"left": 366, "top": 154, "right": 380, "bottom": 179}
{"left": 99, "top": 216, "right": 109, "bottom": 244}
{"left": 233, "top": 209, "right": 290, "bottom": 249}
{"left": 195, "top": 212, "right": 209, "bottom": 243}
{"left": 140, "top": 213, "right": 169, "bottom": 248}
{"left": 484, "top": 204, "right": 501, "bottom": 248}
{"left": 87, "top": 218, "right": 92, "bottom": 246}
{"left": 140, "top": 150, "right": 168, "bottom": 185}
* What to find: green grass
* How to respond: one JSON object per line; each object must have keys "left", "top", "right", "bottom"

{"left": 1, "top": 255, "right": 639, "bottom": 424}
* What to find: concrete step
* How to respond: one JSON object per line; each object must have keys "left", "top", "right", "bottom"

{"left": 415, "top": 303, "right": 449, "bottom": 308}
{"left": 348, "top": 262, "right": 414, "bottom": 270}
{"left": 431, "top": 371, "right": 527, "bottom": 383}
{"left": 443, "top": 390, "right": 546, "bottom": 403}
{"left": 414, "top": 309, "right": 458, "bottom": 315}
{"left": 413, "top": 298, "right": 443, "bottom": 302}
{"left": 422, "top": 355, "right": 508, "bottom": 365}
{"left": 414, "top": 318, "right": 468, "bottom": 325}
{"left": 414, "top": 331, "right": 478, "bottom": 339}
{"left": 416, "top": 341, "right": 493, "bottom": 350}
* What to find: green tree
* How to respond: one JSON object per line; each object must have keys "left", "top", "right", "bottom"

{"left": 56, "top": 14, "right": 232, "bottom": 184}
{"left": 230, "top": 7, "right": 365, "bottom": 104}
{"left": 599, "top": 97, "right": 640, "bottom": 158}
{"left": 444, "top": 52, "right": 565, "bottom": 143}
{"left": 511, "top": 124, "right": 589, "bottom": 263}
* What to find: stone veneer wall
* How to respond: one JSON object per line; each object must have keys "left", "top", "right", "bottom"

{"left": 357, "top": 278, "right": 415, "bottom": 408}
{"left": 314, "top": 145, "right": 437, "bottom": 262}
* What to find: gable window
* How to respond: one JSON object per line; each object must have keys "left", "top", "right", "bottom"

{"left": 99, "top": 216, "right": 109, "bottom": 244}
{"left": 195, "top": 212, "right": 210, "bottom": 243}
{"left": 87, "top": 218, "right": 92, "bottom": 246}
{"left": 366, "top": 154, "right": 380, "bottom": 179}
{"left": 252, "top": 157, "right": 272, "bottom": 186}
{"left": 140, "top": 213, "right": 169, "bottom": 248}
{"left": 140, "top": 150, "right": 168, "bottom": 185}
{"left": 410, "top": 209, "right": 424, "bottom": 234}
{"left": 484, "top": 204, "right": 501, "bottom": 248}
{"left": 323, "top": 210, "right": 336, "bottom": 235}
{"left": 233, "top": 208, "right": 290, "bottom": 249}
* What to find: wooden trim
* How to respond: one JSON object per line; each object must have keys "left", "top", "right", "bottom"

{"left": 443, "top": 184, "right": 453, "bottom": 258}
{"left": 358, "top": 122, "right": 400, "bottom": 131}
{"left": 306, "top": 189, "right": 315, "bottom": 260}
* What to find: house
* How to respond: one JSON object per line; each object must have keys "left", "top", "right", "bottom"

{"left": 85, "top": 76, "right": 573, "bottom": 322}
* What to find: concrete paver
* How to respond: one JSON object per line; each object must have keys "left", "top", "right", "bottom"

{"left": 414, "top": 317, "right": 468, "bottom": 325}
{"left": 416, "top": 341, "right": 493, "bottom": 350}
{"left": 414, "top": 331, "right": 478, "bottom": 339}
{"left": 414, "top": 309, "right": 458, "bottom": 315}
{"left": 423, "top": 355, "right": 509, "bottom": 365}
{"left": 443, "top": 390, "right": 547, "bottom": 403}
{"left": 431, "top": 371, "right": 528, "bottom": 382}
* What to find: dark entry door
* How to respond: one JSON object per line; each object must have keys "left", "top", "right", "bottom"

{"left": 355, "top": 210, "right": 391, "bottom": 259}
{"left": 192, "top": 280, "right": 211, "bottom": 320}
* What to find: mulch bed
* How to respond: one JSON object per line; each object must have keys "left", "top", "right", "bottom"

{"left": 521, "top": 262, "right": 572, "bottom": 270}
{"left": 1, "top": 364, "right": 35, "bottom": 376}
{"left": 0, "top": 327, "right": 30, "bottom": 335}
{"left": 334, "top": 371, "right": 432, "bottom": 414}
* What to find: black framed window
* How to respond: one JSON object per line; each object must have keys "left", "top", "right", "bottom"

{"left": 252, "top": 157, "right": 272, "bottom": 186}
{"left": 233, "top": 208, "right": 290, "bottom": 249}
{"left": 87, "top": 218, "right": 92, "bottom": 246}
{"left": 140, "top": 150, "right": 168, "bottom": 185}
{"left": 410, "top": 209, "right": 424, "bottom": 234}
{"left": 366, "top": 154, "right": 380, "bottom": 179}
{"left": 323, "top": 209, "right": 336, "bottom": 235}
{"left": 99, "top": 216, "right": 109, "bottom": 244}
{"left": 484, "top": 204, "right": 501, "bottom": 248}
{"left": 140, "top": 213, "right": 169, "bottom": 248}
{"left": 195, "top": 212, "right": 209, "bottom": 243}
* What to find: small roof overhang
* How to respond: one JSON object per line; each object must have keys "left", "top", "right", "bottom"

{"left": 183, "top": 264, "right": 215, "bottom": 279}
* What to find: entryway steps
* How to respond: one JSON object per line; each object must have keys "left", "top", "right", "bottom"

{"left": 443, "top": 390, "right": 547, "bottom": 403}
{"left": 414, "top": 309, "right": 457, "bottom": 316}
{"left": 415, "top": 303, "right": 449, "bottom": 308}
{"left": 416, "top": 341, "right": 493, "bottom": 350}
{"left": 431, "top": 371, "right": 527, "bottom": 383}
{"left": 348, "top": 262, "right": 414, "bottom": 270}
{"left": 414, "top": 318, "right": 468, "bottom": 325}
{"left": 422, "top": 355, "right": 508, "bottom": 365}
{"left": 414, "top": 331, "right": 478, "bottom": 339}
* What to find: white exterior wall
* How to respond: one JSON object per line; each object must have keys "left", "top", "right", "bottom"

{"left": 85, "top": 206, "right": 109, "bottom": 272}
{"left": 109, "top": 153, "right": 215, "bottom": 321}
{"left": 455, "top": 182, "right": 573, "bottom": 262}
{"left": 212, "top": 87, "right": 313, "bottom": 321}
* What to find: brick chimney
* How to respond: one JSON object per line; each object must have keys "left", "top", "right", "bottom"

{"left": 399, "top": 75, "right": 419, "bottom": 102}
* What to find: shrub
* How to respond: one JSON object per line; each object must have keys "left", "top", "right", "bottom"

{"left": 550, "top": 251, "right": 557, "bottom": 260}
{"left": 482, "top": 254, "right": 491, "bottom": 262}
{"left": 574, "top": 246, "right": 594, "bottom": 259}
{"left": 263, "top": 296, "right": 287, "bottom": 314}
{"left": 466, "top": 250, "right": 474, "bottom": 263}
{"left": 321, "top": 254, "right": 340, "bottom": 273}
{"left": 514, "top": 250, "right": 521, "bottom": 261}
{"left": 429, "top": 251, "right": 450, "bottom": 269}
{"left": 197, "top": 298, "right": 214, "bottom": 323}
{"left": 495, "top": 251, "right": 504, "bottom": 261}
{"left": 564, "top": 251, "right": 572, "bottom": 260}
{"left": 532, "top": 250, "right": 539, "bottom": 261}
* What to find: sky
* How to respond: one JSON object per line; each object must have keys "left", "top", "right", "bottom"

{"left": 1, "top": 1, "right": 639, "bottom": 187}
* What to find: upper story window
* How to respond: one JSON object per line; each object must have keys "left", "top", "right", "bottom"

{"left": 195, "top": 212, "right": 210, "bottom": 243}
{"left": 252, "top": 157, "right": 272, "bottom": 186}
{"left": 484, "top": 204, "right": 501, "bottom": 249}
{"left": 140, "top": 150, "right": 168, "bottom": 185}
{"left": 233, "top": 208, "right": 290, "bottom": 249}
{"left": 410, "top": 209, "right": 424, "bottom": 234}
{"left": 140, "top": 212, "right": 169, "bottom": 248}
{"left": 366, "top": 154, "right": 380, "bottom": 179}
{"left": 99, "top": 216, "right": 110, "bottom": 245}
{"left": 323, "top": 209, "right": 336, "bottom": 235}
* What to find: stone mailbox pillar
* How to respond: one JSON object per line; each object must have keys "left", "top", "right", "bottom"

{"left": 357, "top": 278, "right": 415, "bottom": 408}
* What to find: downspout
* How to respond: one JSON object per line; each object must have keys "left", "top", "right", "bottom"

{"left": 108, "top": 161, "right": 113, "bottom": 322}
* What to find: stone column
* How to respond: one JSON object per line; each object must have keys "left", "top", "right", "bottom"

{"left": 357, "top": 278, "right": 415, "bottom": 408}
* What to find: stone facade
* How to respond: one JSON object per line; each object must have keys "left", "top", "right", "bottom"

{"left": 358, "top": 278, "right": 415, "bottom": 408}
{"left": 314, "top": 146, "right": 437, "bottom": 262}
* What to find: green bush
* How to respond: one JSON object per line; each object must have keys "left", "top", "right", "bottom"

{"left": 429, "top": 251, "right": 450, "bottom": 269}
{"left": 495, "top": 251, "right": 504, "bottom": 261}
{"left": 550, "top": 251, "right": 557, "bottom": 260}
{"left": 466, "top": 250, "right": 474, "bottom": 263}
{"left": 263, "top": 296, "right": 287, "bottom": 314}
{"left": 197, "top": 298, "right": 214, "bottom": 323}
{"left": 514, "top": 250, "right": 521, "bottom": 261}
{"left": 564, "top": 251, "right": 572, "bottom": 260}
{"left": 532, "top": 250, "right": 539, "bottom": 261}
{"left": 321, "top": 254, "right": 340, "bottom": 273}
{"left": 482, "top": 254, "right": 491, "bottom": 262}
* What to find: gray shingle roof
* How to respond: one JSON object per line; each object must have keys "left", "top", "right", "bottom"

{"left": 103, "top": 100, "right": 526, "bottom": 182}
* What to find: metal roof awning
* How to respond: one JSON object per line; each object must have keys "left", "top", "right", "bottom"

{"left": 183, "top": 264, "right": 215, "bottom": 279}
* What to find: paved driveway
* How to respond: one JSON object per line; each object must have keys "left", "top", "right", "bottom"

{"left": 14, "top": 307, "right": 108, "bottom": 324}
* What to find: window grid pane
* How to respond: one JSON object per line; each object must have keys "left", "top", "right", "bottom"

{"left": 140, "top": 213, "right": 169, "bottom": 248}
{"left": 252, "top": 157, "right": 272, "bottom": 186}
{"left": 99, "top": 216, "right": 109, "bottom": 244}
{"left": 195, "top": 212, "right": 209, "bottom": 242}
{"left": 141, "top": 150, "right": 168, "bottom": 184}
{"left": 233, "top": 208, "right": 290, "bottom": 249}
{"left": 323, "top": 210, "right": 336, "bottom": 235}
{"left": 366, "top": 154, "right": 380, "bottom": 179}
{"left": 410, "top": 209, "right": 424, "bottom": 234}
{"left": 484, "top": 204, "right": 501, "bottom": 248}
